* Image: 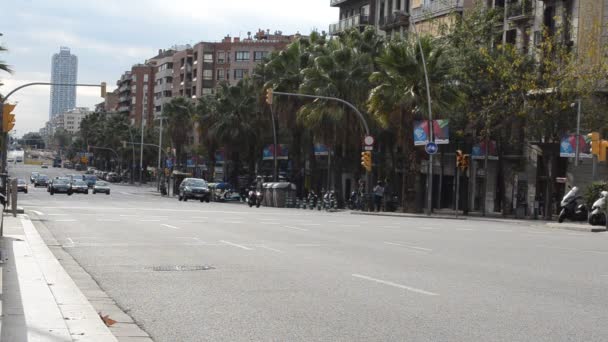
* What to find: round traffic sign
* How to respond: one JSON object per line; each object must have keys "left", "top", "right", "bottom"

{"left": 364, "top": 135, "right": 375, "bottom": 146}
{"left": 425, "top": 142, "right": 438, "bottom": 155}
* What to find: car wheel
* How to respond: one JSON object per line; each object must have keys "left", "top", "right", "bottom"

{"left": 183, "top": 196, "right": 188, "bottom": 202}
{"left": 85, "top": 190, "right": 89, "bottom": 195}
{"left": 205, "top": 196, "right": 210, "bottom": 203}
{"left": 178, "top": 195, "right": 182, "bottom": 201}
{"left": 200, "top": 198, "right": 205, "bottom": 202}
{"left": 24, "top": 190, "right": 28, "bottom": 194}
{"left": 50, "top": 191, "right": 54, "bottom": 196}
{"left": 93, "top": 190, "right": 97, "bottom": 194}
{"left": 106, "top": 191, "right": 110, "bottom": 195}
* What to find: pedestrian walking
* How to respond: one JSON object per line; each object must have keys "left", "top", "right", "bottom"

{"left": 373, "top": 181, "right": 384, "bottom": 212}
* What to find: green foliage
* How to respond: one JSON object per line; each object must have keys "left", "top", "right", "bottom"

{"left": 584, "top": 181, "right": 608, "bottom": 208}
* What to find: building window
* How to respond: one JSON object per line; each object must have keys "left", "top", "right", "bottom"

{"left": 203, "top": 53, "right": 213, "bottom": 63}
{"left": 202, "top": 88, "right": 213, "bottom": 95}
{"left": 233, "top": 69, "right": 248, "bottom": 80}
{"left": 217, "top": 52, "right": 225, "bottom": 64}
{"left": 217, "top": 69, "right": 225, "bottom": 80}
{"left": 132, "top": 75, "right": 137, "bottom": 82}
{"left": 235, "top": 51, "right": 250, "bottom": 61}
{"left": 254, "top": 51, "right": 268, "bottom": 61}
{"left": 203, "top": 69, "right": 213, "bottom": 80}
{"left": 144, "top": 74, "right": 148, "bottom": 82}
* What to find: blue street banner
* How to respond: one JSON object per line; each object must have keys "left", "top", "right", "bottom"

{"left": 413, "top": 120, "right": 450, "bottom": 145}
{"left": 313, "top": 143, "right": 330, "bottom": 156}
{"left": 471, "top": 140, "right": 498, "bottom": 160}
{"left": 263, "top": 144, "right": 289, "bottom": 160}
{"left": 559, "top": 134, "right": 592, "bottom": 158}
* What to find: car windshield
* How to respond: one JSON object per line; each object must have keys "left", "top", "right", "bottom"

{"left": 84, "top": 175, "right": 96, "bottom": 181}
{"left": 18, "top": 179, "right": 25, "bottom": 184}
{"left": 96, "top": 181, "right": 108, "bottom": 186}
{"left": 38, "top": 175, "right": 48, "bottom": 180}
{"left": 73, "top": 180, "right": 86, "bottom": 186}
{"left": 188, "top": 179, "right": 207, "bottom": 187}
{"left": 55, "top": 179, "right": 68, "bottom": 185}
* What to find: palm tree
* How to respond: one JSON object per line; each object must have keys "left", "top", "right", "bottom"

{"left": 163, "top": 97, "right": 194, "bottom": 167}
{"left": 368, "top": 36, "right": 459, "bottom": 212}
{"left": 0, "top": 44, "right": 11, "bottom": 75}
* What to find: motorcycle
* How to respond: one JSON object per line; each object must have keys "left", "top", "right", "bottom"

{"left": 307, "top": 191, "right": 318, "bottom": 210}
{"left": 588, "top": 191, "right": 608, "bottom": 226}
{"left": 323, "top": 190, "right": 337, "bottom": 211}
{"left": 348, "top": 191, "right": 361, "bottom": 210}
{"left": 247, "top": 189, "right": 263, "bottom": 208}
{"left": 558, "top": 186, "right": 588, "bottom": 223}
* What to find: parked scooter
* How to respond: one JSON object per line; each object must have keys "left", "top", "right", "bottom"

{"left": 307, "top": 191, "right": 318, "bottom": 210}
{"left": 588, "top": 191, "right": 608, "bottom": 226}
{"left": 323, "top": 190, "right": 337, "bottom": 211}
{"left": 558, "top": 186, "right": 588, "bottom": 223}
{"left": 348, "top": 191, "right": 360, "bottom": 210}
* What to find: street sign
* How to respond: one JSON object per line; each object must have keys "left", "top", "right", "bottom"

{"left": 364, "top": 145, "right": 373, "bottom": 151}
{"left": 425, "top": 142, "right": 438, "bottom": 155}
{"left": 556, "top": 177, "right": 567, "bottom": 183}
{"left": 364, "top": 135, "right": 375, "bottom": 146}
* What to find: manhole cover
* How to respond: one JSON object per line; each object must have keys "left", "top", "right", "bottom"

{"left": 151, "top": 265, "right": 215, "bottom": 272}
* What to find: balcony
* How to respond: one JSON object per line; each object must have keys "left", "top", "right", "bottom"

{"left": 411, "top": 0, "right": 463, "bottom": 21}
{"left": 507, "top": 1, "right": 534, "bottom": 22}
{"left": 379, "top": 11, "right": 410, "bottom": 31}
{"left": 329, "top": 15, "right": 370, "bottom": 35}
{"left": 117, "top": 105, "right": 131, "bottom": 113}
{"left": 330, "top": 0, "right": 350, "bottom": 7}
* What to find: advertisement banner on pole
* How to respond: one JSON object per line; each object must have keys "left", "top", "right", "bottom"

{"left": 559, "top": 134, "right": 592, "bottom": 158}
{"left": 215, "top": 149, "right": 225, "bottom": 163}
{"left": 313, "top": 144, "right": 330, "bottom": 156}
{"left": 263, "top": 144, "right": 289, "bottom": 160}
{"left": 471, "top": 140, "right": 498, "bottom": 160}
{"left": 414, "top": 120, "right": 450, "bottom": 145}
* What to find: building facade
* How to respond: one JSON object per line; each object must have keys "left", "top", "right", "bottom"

{"left": 49, "top": 47, "right": 78, "bottom": 120}
{"left": 63, "top": 107, "right": 92, "bottom": 134}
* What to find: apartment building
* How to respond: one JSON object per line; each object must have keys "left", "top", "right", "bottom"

{"left": 63, "top": 107, "right": 92, "bottom": 134}
{"left": 149, "top": 49, "right": 177, "bottom": 116}
{"left": 329, "top": 0, "right": 375, "bottom": 36}
{"left": 115, "top": 63, "right": 156, "bottom": 127}
{"left": 95, "top": 89, "right": 119, "bottom": 113}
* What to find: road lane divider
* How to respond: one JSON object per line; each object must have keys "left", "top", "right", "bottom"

{"left": 383, "top": 242, "right": 432, "bottom": 252}
{"left": 220, "top": 240, "right": 252, "bottom": 250}
{"left": 31, "top": 210, "right": 45, "bottom": 216}
{"left": 161, "top": 224, "right": 180, "bottom": 230}
{"left": 284, "top": 226, "right": 309, "bottom": 232}
{"left": 352, "top": 274, "right": 439, "bottom": 296}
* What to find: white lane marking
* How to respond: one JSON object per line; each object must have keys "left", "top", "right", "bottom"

{"left": 456, "top": 228, "right": 474, "bottom": 231}
{"left": 258, "top": 245, "right": 283, "bottom": 253}
{"left": 381, "top": 225, "right": 400, "bottom": 228}
{"left": 327, "top": 220, "right": 341, "bottom": 223}
{"left": 340, "top": 224, "right": 360, "bottom": 228}
{"left": 47, "top": 213, "right": 68, "bottom": 216}
{"left": 140, "top": 219, "right": 161, "bottom": 222}
{"left": 54, "top": 219, "right": 77, "bottom": 222}
{"left": 161, "top": 224, "right": 180, "bottom": 230}
{"left": 220, "top": 240, "right": 252, "bottom": 250}
{"left": 218, "top": 221, "right": 244, "bottom": 224}
{"left": 259, "top": 218, "right": 280, "bottom": 221}
{"left": 302, "top": 223, "right": 321, "bottom": 226}
{"left": 66, "top": 237, "right": 74, "bottom": 245}
{"left": 418, "top": 227, "right": 437, "bottom": 230}
{"left": 295, "top": 243, "right": 322, "bottom": 247}
{"left": 119, "top": 192, "right": 131, "bottom": 195}
{"left": 383, "top": 242, "right": 432, "bottom": 252}
{"left": 120, "top": 214, "right": 138, "bottom": 217}
{"left": 177, "top": 237, "right": 201, "bottom": 242}
{"left": 352, "top": 274, "right": 439, "bottom": 296}
{"left": 31, "top": 210, "right": 45, "bottom": 216}
{"left": 96, "top": 219, "right": 120, "bottom": 222}
{"left": 284, "top": 226, "right": 309, "bottom": 232}
{"left": 193, "top": 216, "right": 208, "bottom": 219}
{"left": 263, "top": 222, "right": 281, "bottom": 225}
{"left": 493, "top": 229, "right": 513, "bottom": 232}
{"left": 567, "top": 233, "right": 585, "bottom": 236}
{"left": 147, "top": 216, "right": 169, "bottom": 218}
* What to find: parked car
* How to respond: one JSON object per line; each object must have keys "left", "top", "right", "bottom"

{"left": 50, "top": 178, "right": 72, "bottom": 195}
{"left": 70, "top": 179, "right": 89, "bottom": 194}
{"left": 17, "top": 179, "right": 28, "bottom": 193}
{"left": 64, "top": 161, "right": 74, "bottom": 169}
{"left": 106, "top": 172, "right": 121, "bottom": 183}
{"left": 93, "top": 181, "right": 110, "bottom": 195}
{"left": 178, "top": 178, "right": 211, "bottom": 202}
{"left": 41, "top": 163, "right": 48, "bottom": 168}
{"left": 83, "top": 175, "right": 97, "bottom": 188}
{"left": 75, "top": 164, "right": 85, "bottom": 171}
{"left": 30, "top": 172, "right": 39, "bottom": 183}
{"left": 34, "top": 175, "right": 49, "bottom": 187}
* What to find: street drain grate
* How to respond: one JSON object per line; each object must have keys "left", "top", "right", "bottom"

{"left": 151, "top": 265, "right": 215, "bottom": 272}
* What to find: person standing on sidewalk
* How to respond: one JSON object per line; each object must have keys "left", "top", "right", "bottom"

{"left": 373, "top": 181, "right": 385, "bottom": 212}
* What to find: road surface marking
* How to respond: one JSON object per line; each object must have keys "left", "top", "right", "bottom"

{"left": 219, "top": 221, "right": 244, "bottom": 224}
{"left": 352, "top": 274, "right": 439, "bottom": 296}
{"left": 340, "top": 224, "right": 360, "bottom": 228}
{"left": 161, "top": 224, "right": 180, "bottom": 230}
{"left": 456, "top": 228, "right": 474, "bottom": 231}
{"left": 259, "top": 218, "right": 280, "bottom": 221}
{"left": 263, "top": 222, "right": 281, "bottom": 225}
{"left": 383, "top": 242, "right": 432, "bottom": 252}
{"left": 140, "top": 219, "right": 161, "bottom": 222}
{"left": 120, "top": 214, "right": 138, "bottom": 217}
{"left": 295, "top": 243, "right": 322, "bottom": 247}
{"left": 418, "top": 227, "right": 437, "bottom": 230}
{"left": 54, "top": 219, "right": 77, "bottom": 222}
{"left": 193, "top": 216, "right": 208, "bottom": 219}
{"left": 119, "top": 192, "right": 131, "bottom": 195}
{"left": 47, "top": 213, "right": 68, "bottom": 216}
{"left": 493, "top": 229, "right": 513, "bottom": 232}
{"left": 567, "top": 233, "right": 585, "bottom": 236}
{"left": 220, "top": 240, "right": 252, "bottom": 250}
{"left": 96, "top": 219, "right": 120, "bottom": 222}
{"left": 177, "top": 237, "right": 201, "bottom": 242}
{"left": 302, "top": 223, "right": 321, "bottom": 226}
{"left": 66, "top": 237, "right": 74, "bottom": 245}
{"left": 31, "top": 210, "right": 45, "bottom": 216}
{"left": 284, "top": 226, "right": 309, "bottom": 232}
{"left": 381, "top": 225, "right": 400, "bottom": 228}
{"left": 258, "top": 245, "right": 283, "bottom": 253}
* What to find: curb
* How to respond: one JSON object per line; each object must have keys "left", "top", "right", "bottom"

{"left": 350, "top": 211, "right": 539, "bottom": 225}
{"left": 545, "top": 222, "right": 607, "bottom": 233}
{"left": 3, "top": 206, "right": 24, "bottom": 214}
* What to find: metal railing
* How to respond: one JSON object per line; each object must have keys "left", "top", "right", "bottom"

{"left": 379, "top": 11, "right": 410, "bottom": 29}
{"left": 507, "top": 0, "right": 534, "bottom": 19}
{"left": 329, "top": 15, "right": 369, "bottom": 35}
{"left": 411, "top": 0, "right": 463, "bottom": 21}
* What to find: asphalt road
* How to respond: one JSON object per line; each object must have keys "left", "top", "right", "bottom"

{"left": 9, "top": 163, "right": 608, "bottom": 341}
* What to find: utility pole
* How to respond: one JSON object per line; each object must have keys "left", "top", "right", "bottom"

{"left": 157, "top": 116, "right": 164, "bottom": 191}
{"left": 574, "top": 99, "right": 581, "bottom": 167}
{"left": 139, "top": 113, "right": 145, "bottom": 185}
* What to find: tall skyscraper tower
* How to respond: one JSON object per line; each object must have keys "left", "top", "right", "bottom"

{"left": 49, "top": 47, "right": 78, "bottom": 120}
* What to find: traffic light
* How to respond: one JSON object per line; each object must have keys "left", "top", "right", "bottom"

{"left": 462, "top": 154, "right": 470, "bottom": 170}
{"left": 101, "top": 82, "right": 107, "bottom": 98}
{"left": 361, "top": 151, "right": 372, "bottom": 172}
{"left": 456, "top": 150, "right": 463, "bottom": 168}
{"left": 3, "top": 103, "right": 16, "bottom": 133}
{"left": 600, "top": 140, "right": 608, "bottom": 163}
{"left": 265, "top": 88, "right": 273, "bottom": 105}
{"left": 588, "top": 132, "right": 600, "bottom": 155}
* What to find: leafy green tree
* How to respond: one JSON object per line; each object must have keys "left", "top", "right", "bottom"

{"left": 163, "top": 97, "right": 194, "bottom": 166}
{"left": 21, "top": 132, "right": 45, "bottom": 149}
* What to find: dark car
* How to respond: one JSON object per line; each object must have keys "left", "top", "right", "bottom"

{"left": 30, "top": 172, "right": 39, "bottom": 183}
{"left": 64, "top": 161, "right": 74, "bottom": 169}
{"left": 75, "top": 164, "right": 85, "bottom": 171}
{"left": 70, "top": 179, "right": 89, "bottom": 194}
{"left": 178, "top": 178, "right": 211, "bottom": 202}
{"left": 34, "top": 175, "right": 49, "bottom": 187}
{"left": 83, "top": 175, "right": 97, "bottom": 188}
{"left": 106, "top": 172, "right": 121, "bottom": 183}
{"left": 17, "top": 179, "right": 28, "bottom": 193}
{"left": 50, "top": 179, "right": 72, "bottom": 195}
{"left": 93, "top": 181, "right": 110, "bottom": 195}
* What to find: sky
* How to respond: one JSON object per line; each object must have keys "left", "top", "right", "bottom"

{"left": 0, "top": 0, "right": 338, "bottom": 137}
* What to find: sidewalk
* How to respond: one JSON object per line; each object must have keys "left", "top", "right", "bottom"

{"left": 351, "top": 210, "right": 607, "bottom": 232}
{"left": 0, "top": 214, "right": 118, "bottom": 341}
